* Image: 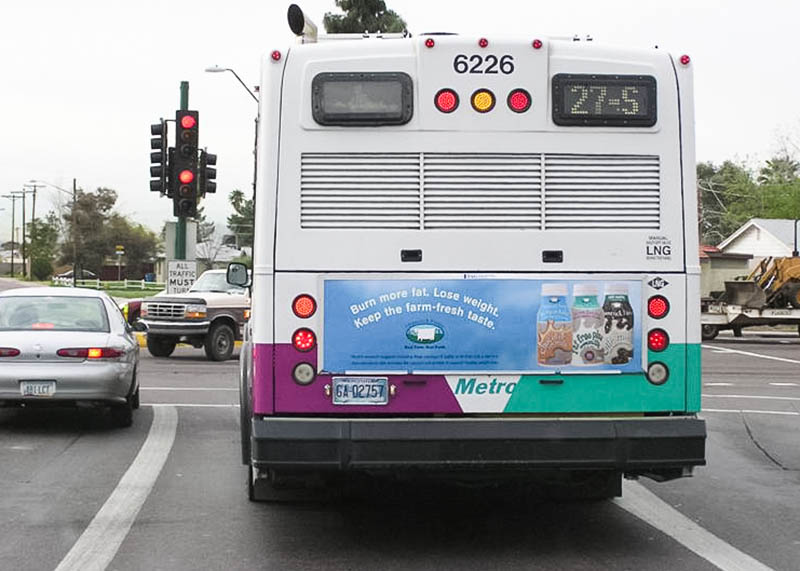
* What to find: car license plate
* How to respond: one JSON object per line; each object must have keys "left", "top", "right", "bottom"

{"left": 19, "top": 381, "right": 56, "bottom": 397}
{"left": 332, "top": 377, "right": 388, "bottom": 405}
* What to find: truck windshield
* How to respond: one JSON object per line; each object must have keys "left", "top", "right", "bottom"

{"left": 189, "top": 272, "right": 247, "bottom": 294}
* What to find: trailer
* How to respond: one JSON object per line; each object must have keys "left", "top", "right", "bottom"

{"left": 701, "top": 298, "right": 800, "bottom": 340}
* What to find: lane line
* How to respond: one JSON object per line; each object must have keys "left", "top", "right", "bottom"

{"left": 769, "top": 382, "right": 798, "bottom": 387}
{"left": 703, "top": 408, "right": 800, "bottom": 417}
{"left": 617, "top": 481, "right": 775, "bottom": 571}
{"left": 55, "top": 406, "right": 178, "bottom": 571}
{"left": 146, "top": 403, "right": 239, "bottom": 408}
{"left": 702, "top": 344, "right": 800, "bottom": 365}
{"left": 703, "top": 394, "right": 800, "bottom": 402}
{"left": 704, "top": 382, "right": 734, "bottom": 387}
{"left": 142, "top": 387, "right": 238, "bottom": 392}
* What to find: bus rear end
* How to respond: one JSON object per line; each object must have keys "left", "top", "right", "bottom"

{"left": 242, "top": 30, "right": 705, "bottom": 499}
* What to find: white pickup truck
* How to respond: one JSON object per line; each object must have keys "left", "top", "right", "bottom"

{"left": 138, "top": 269, "right": 250, "bottom": 361}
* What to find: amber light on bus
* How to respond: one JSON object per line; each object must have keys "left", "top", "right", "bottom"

{"left": 292, "top": 294, "right": 317, "bottom": 318}
{"left": 435, "top": 89, "right": 459, "bottom": 113}
{"left": 647, "top": 295, "right": 670, "bottom": 319}
{"left": 647, "top": 329, "right": 669, "bottom": 352}
{"left": 507, "top": 89, "right": 531, "bottom": 113}
{"left": 471, "top": 89, "right": 495, "bottom": 113}
{"left": 292, "top": 328, "right": 316, "bottom": 352}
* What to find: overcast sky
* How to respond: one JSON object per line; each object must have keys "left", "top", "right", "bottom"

{"left": 2, "top": 0, "right": 797, "bottom": 237}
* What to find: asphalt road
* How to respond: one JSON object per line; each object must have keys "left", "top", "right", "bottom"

{"left": 1, "top": 277, "right": 798, "bottom": 570}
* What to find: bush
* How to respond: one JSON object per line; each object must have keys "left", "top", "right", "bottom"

{"left": 31, "top": 257, "right": 53, "bottom": 280}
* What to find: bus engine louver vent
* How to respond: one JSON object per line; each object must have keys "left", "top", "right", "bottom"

{"left": 300, "top": 153, "right": 660, "bottom": 230}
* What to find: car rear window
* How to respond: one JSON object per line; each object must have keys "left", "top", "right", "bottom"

{"left": 0, "top": 296, "right": 110, "bottom": 332}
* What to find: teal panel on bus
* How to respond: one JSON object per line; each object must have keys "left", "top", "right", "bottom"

{"left": 503, "top": 344, "right": 688, "bottom": 413}
{"left": 686, "top": 343, "right": 702, "bottom": 412}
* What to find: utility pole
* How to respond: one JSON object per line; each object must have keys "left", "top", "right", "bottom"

{"left": 72, "top": 178, "right": 78, "bottom": 287}
{"left": 23, "top": 183, "right": 39, "bottom": 278}
{"left": 2, "top": 194, "right": 18, "bottom": 276}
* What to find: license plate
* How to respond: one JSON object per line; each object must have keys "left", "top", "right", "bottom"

{"left": 19, "top": 381, "right": 56, "bottom": 397}
{"left": 332, "top": 377, "right": 388, "bottom": 405}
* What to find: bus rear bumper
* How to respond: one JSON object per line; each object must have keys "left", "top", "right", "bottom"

{"left": 251, "top": 416, "right": 706, "bottom": 480}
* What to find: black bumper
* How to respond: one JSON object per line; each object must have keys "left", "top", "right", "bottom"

{"left": 251, "top": 416, "right": 706, "bottom": 476}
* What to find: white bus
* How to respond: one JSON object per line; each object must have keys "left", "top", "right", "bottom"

{"left": 229, "top": 6, "right": 705, "bottom": 500}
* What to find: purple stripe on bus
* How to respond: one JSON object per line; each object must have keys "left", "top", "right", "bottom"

{"left": 252, "top": 343, "right": 462, "bottom": 414}
{"left": 253, "top": 343, "right": 273, "bottom": 414}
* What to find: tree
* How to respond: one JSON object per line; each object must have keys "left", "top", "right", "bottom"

{"left": 323, "top": 0, "right": 407, "bottom": 33}
{"left": 757, "top": 154, "right": 799, "bottom": 185}
{"left": 106, "top": 215, "right": 160, "bottom": 279}
{"left": 227, "top": 190, "right": 254, "bottom": 249}
{"left": 28, "top": 212, "right": 60, "bottom": 279}
{"left": 60, "top": 187, "right": 117, "bottom": 275}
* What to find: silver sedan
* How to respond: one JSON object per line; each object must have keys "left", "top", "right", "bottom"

{"left": 0, "top": 287, "right": 140, "bottom": 427}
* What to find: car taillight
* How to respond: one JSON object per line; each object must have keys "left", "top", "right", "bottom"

{"left": 292, "top": 329, "right": 316, "bottom": 352}
{"left": 648, "top": 295, "right": 669, "bottom": 319}
{"left": 58, "top": 347, "right": 125, "bottom": 359}
{"left": 292, "top": 294, "right": 317, "bottom": 318}
{"left": 647, "top": 329, "right": 669, "bottom": 352}
{"left": 435, "top": 88, "right": 459, "bottom": 113}
{"left": 507, "top": 89, "right": 531, "bottom": 113}
{"left": 0, "top": 348, "right": 20, "bottom": 357}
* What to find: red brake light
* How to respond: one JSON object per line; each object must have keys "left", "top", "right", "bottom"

{"left": 435, "top": 89, "right": 459, "bottom": 113}
{"left": 478, "top": 38, "right": 488, "bottom": 48}
{"left": 507, "top": 89, "right": 531, "bottom": 113}
{"left": 0, "top": 348, "right": 20, "bottom": 357}
{"left": 425, "top": 38, "right": 435, "bottom": 48}
{"left": 532, "top": 39, "right": 543, "bottom": 49}
{"left": 292, "top": 294, "right": 317, "bottom": 318}
{"left": 648, "top": 329, "right": 669, "bottom": 352}
{"left": 680, "top": 54, "right": 691, "bottom": 65}
{"left": 271, "top": 50, "right": 282, "bottom": 61}
{"left": 648, "top": 295, "right": 669, "bottom": 319}
{"left": 179, "top": 170, "right": 194, "bottom": 184}
{"left": 292, "top": 329, "right": 316, "bottom": 352}
{"left": 180, "top": 115, "right": 197, "bottom": 129}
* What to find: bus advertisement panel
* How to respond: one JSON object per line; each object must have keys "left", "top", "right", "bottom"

{"left": 324, "top": 278, "right": 642, "bottom": 373}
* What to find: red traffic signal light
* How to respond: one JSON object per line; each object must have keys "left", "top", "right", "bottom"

{"left": 179, "top": 170, "right": 194, "bottom": 184}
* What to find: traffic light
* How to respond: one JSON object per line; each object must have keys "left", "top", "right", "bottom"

{"left": 149, "top": 119, "right": 168, "bottom": 193}
{"left": 200, "top": 150, "right": 217, "bottom": 194}
{"left": 172, "top": 110, "right": 199, "bottom": 217}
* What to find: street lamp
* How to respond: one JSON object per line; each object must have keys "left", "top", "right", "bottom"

{"left": 29, "top": 179, "right": 78, "bottom": 287}
{"left": 204, "top": 66, "right": 259, "bottom": 103}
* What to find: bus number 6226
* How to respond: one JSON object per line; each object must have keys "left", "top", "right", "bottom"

{"left": 453, "top": 54, "right": 515, "bottom": 74}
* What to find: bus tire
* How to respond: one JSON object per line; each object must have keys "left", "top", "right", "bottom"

{"left": 205, "top": 323, "right": 235, "bottom": 361}
{"left": 239, "top": 361, "right": 252, "bottom": 465}
{"left": 701, "top": 324, "right": 719, "bottom": 341}
{"left": 147, "top": 335, "right": 176, "bottom": 358}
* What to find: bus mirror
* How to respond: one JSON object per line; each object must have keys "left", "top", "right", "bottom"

{"left": 227, "top": 262, "right": 250, "bottom": 287}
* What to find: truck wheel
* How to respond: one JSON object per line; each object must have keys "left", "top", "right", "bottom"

{"left": 732, "top": 326, "right": 743, "bottom": 338}
{"left": 701, "top": 324, "right": 719, "bottom": 340}
{"left": 147, "top": 335, "right": 176, "bottom": 358}
{"left": 205, "top": 323, "right": 234, "bottom": 361}
{"left": 787, "top": 284, "right": 800, "bottom": 309}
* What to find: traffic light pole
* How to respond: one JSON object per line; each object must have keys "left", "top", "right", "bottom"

{"left": 176, "top": 81, "right": 189, "bottom": 260}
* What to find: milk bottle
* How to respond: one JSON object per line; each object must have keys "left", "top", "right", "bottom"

{"left": 602, "top": 283, "right": 634, "bottom": 365}
{"left": 537, "top": 283, "right": 572, "bottom": 366}
{"left": 571, "top": 284, "right": 604, "bottom": 365}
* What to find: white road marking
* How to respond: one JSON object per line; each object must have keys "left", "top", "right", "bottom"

{"left": 702, "top": 344, "right": 800, "bottom": 365}
{"left": 146, "top": 403, "right": 239, "bottom": 408}
{"left": 769, "top": 382, "right": 799, "bottom": 387}
{"left": 618, "top": 481, "right": 775, "bottom": 571}
{"left": 704, "top": 382, "right": 734, "bottom": 387}
{"left": 142, "top": 387, "right": 238, "bottom": 391}
{"left": 703, "top": 408, "right": 800, "bottom": 417}
{"left": 703, "top": 394, "right": 800, "bottom": 402}
{"left": 55, "top": 406, "right": 178, "bottom": 571}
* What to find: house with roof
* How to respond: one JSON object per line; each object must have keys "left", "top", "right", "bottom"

{"left": 717, "top": 218, "right": 800, "bottom": 264}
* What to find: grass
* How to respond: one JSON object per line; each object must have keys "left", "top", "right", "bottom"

{"left": 104, "top": 289, "right": 159, "bottom": 299}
